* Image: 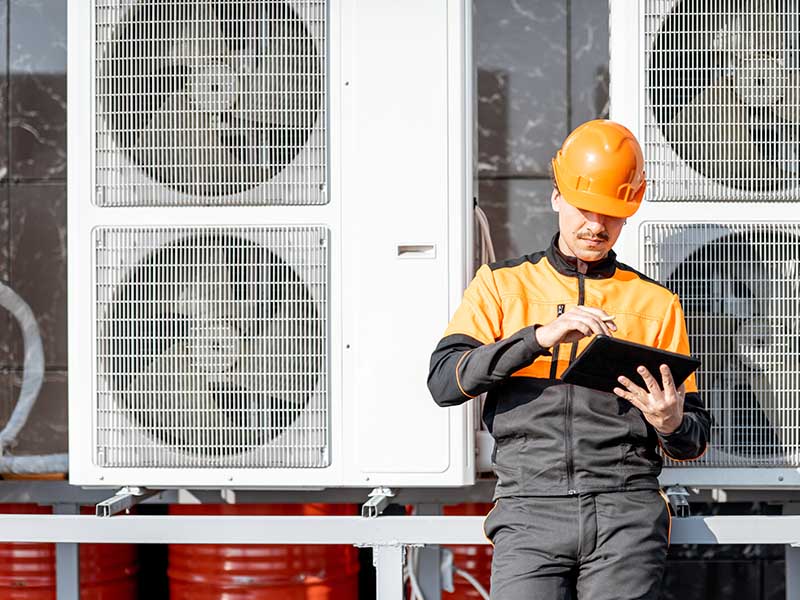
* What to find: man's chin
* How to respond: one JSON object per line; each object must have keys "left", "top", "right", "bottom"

{"left": 574, "top": 243, "right": 610, "bottom": 262}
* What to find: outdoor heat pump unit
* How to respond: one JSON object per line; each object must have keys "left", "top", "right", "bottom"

{"left": 610, "top": 0, "right": 800, "bottom": 487}
{"left": 68, "top": 1, "right": 474, "bottom": 488}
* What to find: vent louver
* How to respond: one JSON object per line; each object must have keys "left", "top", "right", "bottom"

{"left": 644, "top": 0, "right": 800, "bottom": 201}
{"left": 95, "top": 0, "right": 327, "bottom": 205}
{"left": 94, "top": 226, "right": 329, "bottom": 468}
{"left": 642, "top": 222, "right": 800, "bottom": 466}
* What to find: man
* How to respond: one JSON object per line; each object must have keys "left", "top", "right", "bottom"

{"left": 427, "top": 119, "right": 710, "bottom": 599}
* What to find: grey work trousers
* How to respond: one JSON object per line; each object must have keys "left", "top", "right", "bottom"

{"left": 483, "top": 490, "right": 672, "bottom": 600}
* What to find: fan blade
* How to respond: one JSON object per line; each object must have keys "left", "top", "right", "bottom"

{"left": 221, "top": 1, "right": 323, "bottom": 127}
{"left": 121, "top": 3, "right": 253, "bottom": 196}
{"left": 167, "top": 3, "right": 234, "bottom": 72}
{"left": 133, "top": 88, "right": 248, "bottom": 197}
{"left": 665, "top": 74, "right": 795, "bottom": 189}
{"left": 172, "top": 241, "right": 232, "bottom": 321}
{"left": 100, "top": 2, "right": 201, "bottom": 137}
{"left": 122, "top": 337, "right": 211, "bottom": 451}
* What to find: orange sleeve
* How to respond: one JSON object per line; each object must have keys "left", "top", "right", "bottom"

{"left": 443, "top": 264, "right": 503, "bottom": 344}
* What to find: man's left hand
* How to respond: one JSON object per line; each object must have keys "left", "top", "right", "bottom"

{"left": 613, "top": 364, "right": 685, "bottom": 435}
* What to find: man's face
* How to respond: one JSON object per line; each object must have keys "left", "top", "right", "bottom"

{"left": 551, "top": 189, "right": 626, "bottom": 262}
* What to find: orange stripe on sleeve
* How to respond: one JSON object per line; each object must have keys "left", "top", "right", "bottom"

{"left": 455, "top": 350, "right": 477, "bottom": 399}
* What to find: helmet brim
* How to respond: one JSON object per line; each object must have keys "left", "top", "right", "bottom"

{"left": 552, "top": 158, "right": 646, "bottom": 218}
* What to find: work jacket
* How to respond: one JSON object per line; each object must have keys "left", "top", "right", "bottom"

{"left": 428, "top": 234, "right": 711, "bottom": 499}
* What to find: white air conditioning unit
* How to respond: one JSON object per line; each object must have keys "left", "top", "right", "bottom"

{"left": 611, "top": 0, "right": 800, "bottom": 487}
{"left": 68, "top": 0, "right": 474, "bottom": 488}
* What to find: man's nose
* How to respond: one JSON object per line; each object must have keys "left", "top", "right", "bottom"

{"left": 584, "top": 212, "right": 607, "bottom": 230}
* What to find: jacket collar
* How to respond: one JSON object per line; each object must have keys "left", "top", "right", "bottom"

{"left": 544, "top": 233, "right": 617, "bottom": 279}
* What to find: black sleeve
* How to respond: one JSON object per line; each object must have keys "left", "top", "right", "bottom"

{"left": 656, "top": 391, "right": 711, "bottom": 461}
{"left": 427, "top": 326, "right": 550, "bottom": 407}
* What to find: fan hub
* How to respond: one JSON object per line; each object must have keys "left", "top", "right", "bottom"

{"left": 187, "top": 322, "right": 241, "bottom": 373}
{"left": 188, "top": 63, "right": 238, "bottom": 113}
{"left": 733, "top": 54, "right": 786, "bottom": 107}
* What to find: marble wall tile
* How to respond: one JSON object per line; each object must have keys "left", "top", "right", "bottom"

{"left": 475, "top": 0, "right": 567, "bottom": 178}
{"left": 8, "top": 183, "right": 66, "bottom": 369}
{"left": 569, "top": 0, "right": 609, "bottom": 127}
{"left": 9, "top": 0, "right": 67, "bottom": 181}
{"left": 478, "top": 178, "right": 557, "bottom": 261}
{"left": 6, "top": 370, "right": 67, "bottom": 455}
{"left": 0, "top": 0, "right": 9, "bottom": 184}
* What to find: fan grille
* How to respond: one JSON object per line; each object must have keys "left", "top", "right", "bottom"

{"left": 94, "top": 226, "right": 329, "bottom": 468}
{"left": 642, "top": 222, "right": 800, "bottom": 466}
{"left": 644, "top": 0, "right": 800, "bottom": 201}
{"left": 95, "top": 0, "right": 327, "bottom": 205}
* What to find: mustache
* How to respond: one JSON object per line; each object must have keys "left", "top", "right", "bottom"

{"left": 576, "top": 230, "right": 609, "bottom": 242}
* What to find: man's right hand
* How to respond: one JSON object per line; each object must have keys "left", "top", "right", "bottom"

{"left": 534, "top": 306, "right": 617, "bottom": 349}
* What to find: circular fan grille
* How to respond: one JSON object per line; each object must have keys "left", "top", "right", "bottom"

{"left": 649, "top": 0, "right": 800, "bottom": 192}
{"left": 666, "top": 230, "right": 800, "bottom": 462}
{"left": 99, "top": 1, "right": 323, "bottom": 197}
{"left": 102, "top": 234, "right": 323, "bottom": 456}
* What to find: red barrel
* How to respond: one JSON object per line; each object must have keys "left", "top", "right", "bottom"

{"left": 0, "top": 504, "right": 138, "bottom": 600}
{"left": 443, "top": 503, "right": 493, "bottom": 599}
{"left": 169, "top": 503, "right": 360, "bottom": 599}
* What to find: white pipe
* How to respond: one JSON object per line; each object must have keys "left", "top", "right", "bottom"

{"left": 0, "top": 453, "right": 68, "bottom": 474}
{"left": 0, "top": 282, "right": 65, "bottom": 474}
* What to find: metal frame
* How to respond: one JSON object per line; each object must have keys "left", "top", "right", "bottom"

{"left": 3, "top": 481, "right": 800, "bottom": 599}
{"left": 2, "top": 511, "right": 800, "bottom": 600}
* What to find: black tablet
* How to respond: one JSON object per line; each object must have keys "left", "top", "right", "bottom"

{"left": 561, "top": 335, "right": 700, "bottom": 394}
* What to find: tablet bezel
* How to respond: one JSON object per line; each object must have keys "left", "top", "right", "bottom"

{"left": 560, "top": 335, "right": 701, "bottom": 394}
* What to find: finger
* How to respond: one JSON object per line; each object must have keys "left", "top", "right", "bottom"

{"left": 564, "top": 319, "right": 593, "bottom": 338}
{"left": 560, "top": 316, "right": 597, "bottom": 339}
{"left": 617, "top": 375, "right": 649, "bottom": 400}
{"left": 613, "top": 386, "right": 647, "bottom": 413}
{"left": 570, "top": 313, "right": 612, "bottom": 337}
{"left": 660, "top": 364, "right": 677, "bottom": 396}
{"left": 637, "top": 365, "right": 663, "bottom": 397}
{"left": 577, "top": 306, "right": 617, "bottom": 330}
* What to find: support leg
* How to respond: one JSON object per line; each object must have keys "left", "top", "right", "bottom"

{"left": 373, "top": 545, "right": 405, "bottom": 600}
{"left": 54, "top": 504, "right": 79, "bottom": 600}
{"left": 787, "top": 545, "right": 800, "bottom": 600}
{"left": 416, "top": 504, "right": 443, "bottom": 600}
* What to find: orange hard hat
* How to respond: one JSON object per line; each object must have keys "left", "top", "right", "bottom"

{"left": 551, "top": 119, "right": 646, "bottom": 218}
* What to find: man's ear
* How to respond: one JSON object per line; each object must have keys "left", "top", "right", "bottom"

{"left": 551, "top": 188, "right": 560, "bottom": 212}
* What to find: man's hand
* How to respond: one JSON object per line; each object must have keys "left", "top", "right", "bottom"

{"left": 613, "top": 364, "right": 685, "bottom": 435}
{"left": 534, "top": 306, "right": 617, "bottom": 349}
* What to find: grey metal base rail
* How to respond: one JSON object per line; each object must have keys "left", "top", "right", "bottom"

{"left": 2, "top": 480, "right": 800, "bottom": 599}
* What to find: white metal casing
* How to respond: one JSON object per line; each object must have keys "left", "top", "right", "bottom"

{"left": 610, "top": 0, "right": 800, "bottom": 487}
{"left": 68, "top": 0, "right": 474, "bottom": 488}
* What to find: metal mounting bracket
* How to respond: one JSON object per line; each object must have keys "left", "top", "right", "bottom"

{"left": 665, "top": 485, "right": 691, "bottom": 517}
{"left": 96, "top": 486, "right": 158, "bottom": 517}
{"left": 361, "top": 486, "right": 395, "bottom": 518}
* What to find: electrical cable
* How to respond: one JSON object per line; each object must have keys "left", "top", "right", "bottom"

{"left": 474, "top": 203, "right": 496, "bottom": 265}
{"left": 454, "top": 567, "right": 491, "bottom": 600}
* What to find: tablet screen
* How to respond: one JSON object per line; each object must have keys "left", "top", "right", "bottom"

{"left": 561, "top": 335, "right": 700, "bottom": 394}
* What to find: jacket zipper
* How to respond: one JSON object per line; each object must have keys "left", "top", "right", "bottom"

{"left": 549, "top": 304, "right": 565, "bottom": 379}
{"left": 565, "top": 273, "right": 585, "bottom": 495}
{"left": 568, "top": 274, "right": 586, "bottom": 364}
